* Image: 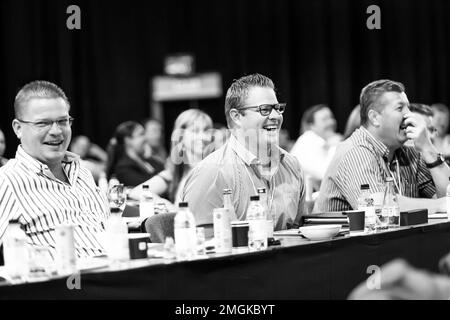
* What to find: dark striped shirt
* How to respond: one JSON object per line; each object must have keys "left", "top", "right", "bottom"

{"left": 0, "top": 146, "right": 110, "bottom": 258}
{"left": 314, "top": 127, "right": 435, "bottom": 212}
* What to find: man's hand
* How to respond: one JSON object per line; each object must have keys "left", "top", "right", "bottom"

{"left": 349, "top": 259, "right": 450, "bottom": 300}
{"left": 402, "top": 113, "right": 434, "bottom": 154}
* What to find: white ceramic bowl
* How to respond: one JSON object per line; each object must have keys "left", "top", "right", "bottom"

{"left": 299, "top": 224, "right": 341, "bottom": 241}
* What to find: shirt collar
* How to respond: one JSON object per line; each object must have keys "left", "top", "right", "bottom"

{"left": 228, "top": 134, "right": 286, "bottom": 166}
{"left": 358, "top": 127, "right": 408, "bottom": 164}
{"left": 15, "top": 145, "right": 80, "bottom": 174}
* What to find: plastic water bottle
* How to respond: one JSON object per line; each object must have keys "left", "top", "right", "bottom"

{"left": 357, "top": 184, "right": 376, "bottom": 232}
{"left": 446, "top": 177, "right": 450, "bottom": 221}
{"left": 213, "top": 208, "right": 232, "bottom": 254}
{"left": 382, "top": 177, "right": 400, "bottom": 229}
{"left": 174, "top": 202, "right": 197, "bottom": 260}
{"left": 104, "top": 207, "right": 129, "bottom": 261}
{"left": 140, "top": 185, "right": 155, "bottom": 219}
{"left": 223, "top": 188, "right": 237, "bottom": 220}
{"left": 257, "top": 187, "right": 274, "bottom": 239}
{"left": 3, "top": 220, "right": 29, "bottom": 280}
{"left": 247, "top": 195, "right": 267, "bottom": 251}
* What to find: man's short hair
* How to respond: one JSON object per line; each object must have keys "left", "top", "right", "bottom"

{"left": 14, "top": 80, "right": 70, "bottom": 118}
{"left": 409, "top": 103, "right": 433, "bottom": 117}
{"left": 224, "top": 73, "right": 275, "bottom": 128}
{"left": 431, "top": 103, "right": 449, "bottom": 117}
{"left": 300, "top": 104, "right": 328, "bottom": 134}
{"left": 359, "top": 79, "right": 405, "bottom": 126}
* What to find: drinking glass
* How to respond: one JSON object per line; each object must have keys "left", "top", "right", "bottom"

{"left": 107, "top": 183, "right": 127, "bottom": 215}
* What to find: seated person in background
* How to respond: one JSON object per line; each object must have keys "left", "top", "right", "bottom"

{"left": 290, "top": 104, "right": 342, "bottom": 193}
{"left": 180, "top": 74, "right": 305, "bottom": 233}
{"left": 314, "top": 79, "right": 450, "bottom": 213}
{"left": 279, "top": 128, "right": 295, "bottom": 152}
{"left": 349, "top": 258, "right": 450, "bottom": 300}
{"left": 0, "top": 128, "right": 8, "bottom": 167}
{"left": 343, "top": 104, "right": 361, "bottom": 139}
{"left": 431, "top": 103, "right": 450, "bottom": 160}
{"left": 70, "top": 135, "right": 107, "bottom": 181}
{"left": 0, "top": 80, "right": 109, "bottom": 258}
{"left": 143, "top": 118, "right": 168, "bottom": 164}
{"left": 129, "top": 109, "right": 215, "bottom": 203}
{"left": 106, "top": 121, "right": 164, "bottom": 187}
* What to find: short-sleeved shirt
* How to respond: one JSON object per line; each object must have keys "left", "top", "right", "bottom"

{"left": 314, "top": 127, "right": 435, "bottom": 212}
{"left": 0, "top": 146, "right": 110, "bottom": 258}
{"left": 181, "top": 135, "right": 306, "bottom": 230}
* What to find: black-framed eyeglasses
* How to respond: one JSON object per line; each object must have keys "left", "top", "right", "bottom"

{"left": 236, "top": 103, "right": 286, "bottom": 116}
{"left": 16, "top": 117, "right": 74, "bottom": 131}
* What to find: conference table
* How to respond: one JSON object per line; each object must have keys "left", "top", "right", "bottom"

{"left": 0, "top": 218, "right": 449, "bottom": 300}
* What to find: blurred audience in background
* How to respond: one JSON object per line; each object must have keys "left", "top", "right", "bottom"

{"left": 0, "top": 128, "right": 8, "bottom": 167}
{"left": 143, "top": 118, "right": 167, "bottom": 164}
{"left": 129, "top": 109, "right": 214, "bottom": 203}
{"left": 70, "top": 135, "right": 107, "bottom": 181}
{"left": 343, "top": 104, "right": 361, "bottom": 139}
{"left": 290, "top": 104, "right": 342, "bottom": 197}
{"left": 431, "top": 103, "right": 450, "bottom": 159}
{"left": 279, "top": 128, "right": 295, "bottom": 152}
{"left": 106, "top": 121, "right": 165, "bottom": 187}
{"left": 212, "top": 122, "right": 229, "bottom": 151}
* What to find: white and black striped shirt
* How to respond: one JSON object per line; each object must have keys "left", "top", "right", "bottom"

{"left": 0, "top": 146, "right": 110, "bottom": 258}
{"left": 314, "top": 127, "right": 435, "bottom": 212}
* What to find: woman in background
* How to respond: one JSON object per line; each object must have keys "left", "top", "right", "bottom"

{"left": 106, "top": 121, "right": 165, "bottom": 187}
{"left": 129, "top": 109, "right": 214, "bottom": 203}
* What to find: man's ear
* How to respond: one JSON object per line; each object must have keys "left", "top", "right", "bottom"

{"left": 229, "top": 109, "right": 242, "bottom": 127}
{"left": 12, "top": 119, "right": 22, "bottom": 139}
{"left": 368, "top": 109, "right": 381, "bottom": 127}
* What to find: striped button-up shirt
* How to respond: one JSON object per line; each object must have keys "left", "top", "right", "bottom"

{"left": 0, "top": 146, "right": 109, "bottom": 258}
{"left": 314, "top": 127, "right": 435, "bottom": 212}
{"left": 181, "top": 135, "right": 305, "bottom": 229}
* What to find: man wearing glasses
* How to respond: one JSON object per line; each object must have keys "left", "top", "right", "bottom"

{"left": 0, "top": 80, "right": 109, "bottom": 259}
{"left": 181, "top": 74, "right": 305, "bottom": 234}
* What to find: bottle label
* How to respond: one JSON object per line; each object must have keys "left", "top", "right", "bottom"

{"left": 174, "top": 228, "right": 196, "bottom": 259}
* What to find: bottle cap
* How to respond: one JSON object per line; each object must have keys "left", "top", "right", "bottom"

{"left": 222, "top": 188, "right": 232, "bottom": 195}
{"left": 360, "top": 184, "right": 370, "bottom": 190}
{"left": 250, "top": 195, "right": 260, "bottom": 201}
{"left": 257, "top": 188, "right": 266, "bottom": 194}
{"left": 178, "top": 202, "right": 189, "bottom": 208}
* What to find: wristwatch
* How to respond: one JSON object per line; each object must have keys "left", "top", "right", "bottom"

{"left": 425, "top": 153, "right": 445, "bottom": 169}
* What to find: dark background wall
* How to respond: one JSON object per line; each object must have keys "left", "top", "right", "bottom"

{"left": 1, "top": 0, "right": 449, "bottom": 157}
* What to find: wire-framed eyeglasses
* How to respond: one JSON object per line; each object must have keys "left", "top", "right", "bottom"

{"left": 16, "top": 117, "right": 74, "bottom": 131}
{"left": 236, "top": 103, "right": 286, "bottom": 116}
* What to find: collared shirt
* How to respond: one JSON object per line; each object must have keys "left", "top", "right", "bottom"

{"left": 0, "top": 146, "right": 110, "bottom": 258}
{"left": 181, "top": 135, "right": 305, "bottom": 229}
{"left": 314, "top": 127, "right": 436, "bottom": 212}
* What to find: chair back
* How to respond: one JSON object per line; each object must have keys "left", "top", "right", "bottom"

{"left": 144, "top": 212, "right": 176, "bottom": 243}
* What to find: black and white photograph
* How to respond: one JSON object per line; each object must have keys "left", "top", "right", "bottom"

{"left": 1, "top": 0, "right": 450, "bottom": 307}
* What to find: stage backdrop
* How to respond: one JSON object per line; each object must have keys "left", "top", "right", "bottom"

{"left": 0, "top": 0, "right": 449, "bottom": 156}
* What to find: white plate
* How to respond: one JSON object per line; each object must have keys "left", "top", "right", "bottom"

{"left": 299, "top": 224, "right": 341, "bottom": 241}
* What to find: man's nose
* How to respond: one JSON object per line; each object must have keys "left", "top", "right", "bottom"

{"left": 268, "top": 106, "right": 282, "bottom": 119}
{"left": 48, "top": 121, "right": 63, "bottom": 134}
